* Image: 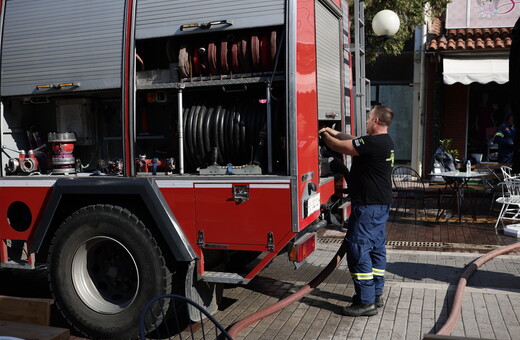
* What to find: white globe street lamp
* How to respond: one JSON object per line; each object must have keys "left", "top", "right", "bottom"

{"left": 372, "top": 9, "right": 400, "bottom": 38}
{"left": 353, "top": 3, "right": 401, "bottom": 136}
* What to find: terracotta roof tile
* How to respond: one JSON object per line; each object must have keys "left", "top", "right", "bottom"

{"left": 495, "top": 36, "right": 505, "bottom": 48}
{"left": 466, "top": 37, "right": 475, "bottom": 49}
{"left": 475, "top": 36, "right": 485, "bottom": 49}
{"left": 505, "top": 35, "right": 512, "bottom": 47}
{"left": 438, "top": 36, "right": 447, "bottom": 49}
{"left": 427, "top": 26, "right": 513, "bottom": 51}
{"left": 428, "top": 17, "right": 443, "bottom": 35}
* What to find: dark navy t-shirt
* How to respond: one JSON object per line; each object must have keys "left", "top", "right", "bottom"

{"left": 349, "top": 134, "right": 394, "bottom": 205}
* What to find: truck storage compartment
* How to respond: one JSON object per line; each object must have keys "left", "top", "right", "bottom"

{"left": 1, "top": 19, "right": 287, "bottom": 177}
{"left": 133, "top": 25, "right": 287, "bottom": 176}
{"left": 0, "top": 0, "right": 125, "bottom": 97}
{"left": 1, "top": 94, "right": 123, "bottom": 176}
{"left": 134, "top": 85, "right": 287, "bottom": 175}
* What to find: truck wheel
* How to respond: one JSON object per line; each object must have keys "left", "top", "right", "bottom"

{"left": 48, "top": 204, "right": 172, "bottom": 339}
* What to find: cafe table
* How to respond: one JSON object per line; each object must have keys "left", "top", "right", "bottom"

{"left": 431, "top": 170, "right": 488, "bottom": 222}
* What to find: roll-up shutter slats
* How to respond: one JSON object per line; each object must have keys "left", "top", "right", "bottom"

{"left": 136, "top": 0, "right": 285, "bottom": 39}
{"left": 1, "top": 0, "right": 125, "bottom": 97}
{"left": 316, "top": 1, "right": 342, "bottom": 120}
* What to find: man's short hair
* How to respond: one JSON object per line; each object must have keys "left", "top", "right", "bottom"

{"left": 373, "top": 105, "right": 393, "bottom": 127}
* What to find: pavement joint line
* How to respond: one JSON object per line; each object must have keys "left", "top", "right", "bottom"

{"left": 386, "top": 248, "right": 520, "bottom": 258}
{"left": 316, "top": 239, "right": 520, "bottom": 259}
{"left": 319, "top": 237, "right": 504, "bottom": 250}
{"left": 274, "top": 280, "right": 520, "bottom": 295}
{"left": 383, "top": 281, "right": 520, "bottom": 295}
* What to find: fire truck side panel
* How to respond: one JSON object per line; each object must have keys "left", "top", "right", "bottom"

{"left": 27, "top": 178, "right": 197, "bottom": 262}
{"left": 292, "top": 0, "right": 321, "bottom": 231}
{"left": 157, "top": 185, "right": 198, "bottom": 254}
{"left": 0, "top": 181, "right": 52, "bottom": 240}
{"left": 193, "top": 182, "right": 292, "bottom": 248}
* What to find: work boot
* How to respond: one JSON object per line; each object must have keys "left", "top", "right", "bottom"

{"left": 375, "top": 295, "right": 384, "bottom": 308}
{"left": 352, "top": 294, "right": 384, "bottom": 308}
{"left": 341, "top": 303, "right": 378, "bottom": 317}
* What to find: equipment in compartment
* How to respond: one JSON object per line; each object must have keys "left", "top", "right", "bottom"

{"left": 135, "top": 155, "right": 175, "bottom": 175}
{"left": 48, "top": 132, "right": 77, "bottom": 175}
{"left": 182, "top": 100, "right": 267, "bottom": 172}
{"left": 3, "top": 145, "right": 44, "bottom": 175}
{"left": 19, "top": 150, "right": 39, "bottom": 173}
{"left": 176, "top": 30, "right": 280, "bottom": 80}
{"left": 96, "top": 159, "right": 124, "bottom": 175}
{"left": 56, "top": 99, "right": 94, "bottom": 145}
{"left": 199, "top": 163, "right": 262, "bottom": 175}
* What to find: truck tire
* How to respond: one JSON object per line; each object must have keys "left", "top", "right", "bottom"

{"left": 48, "top": 204, "right": 172, "bottom": 340}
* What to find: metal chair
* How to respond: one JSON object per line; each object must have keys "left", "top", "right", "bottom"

{"left": 475, "top": 162, "right": 503, "bottom": 213}
{"left": 494, "top": 177, "right": 520, "bottom": 233}
{"left": 391, "top": 166, "right": 440, "bottom": 223}
{"left": 139, "top": 294, "right": 233, "bottom": 340}
{"left": 501, "top": 165, "right": 514, "bottom": 179}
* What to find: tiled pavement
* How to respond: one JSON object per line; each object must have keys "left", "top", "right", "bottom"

{"left": 215, "top": 238, "right": 520, "bottom": 340}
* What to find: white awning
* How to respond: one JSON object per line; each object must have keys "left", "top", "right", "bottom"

{"left": 443, "top": 57, "right": 509, "bottom": 85}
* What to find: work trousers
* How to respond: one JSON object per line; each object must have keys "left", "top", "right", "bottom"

{"left": 345, "top": 203, "right": 389, "bottom": 305}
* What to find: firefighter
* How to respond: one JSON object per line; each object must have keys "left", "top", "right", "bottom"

{"left": 494, "top": 112, "right": 515, "bottom": 164}
{"left": 319, "top": 105, "right": 394, "bottom": 317}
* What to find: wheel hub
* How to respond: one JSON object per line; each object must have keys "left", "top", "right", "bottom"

{"left": 72, "top": 236, "right": 139, "bottom": 314}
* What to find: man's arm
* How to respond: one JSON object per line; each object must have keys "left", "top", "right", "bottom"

{"left": 320, "top": 127, "right": 357, "bottom": 140}
{"left": 319, "top": 127, "right": 360, "bottom": 156}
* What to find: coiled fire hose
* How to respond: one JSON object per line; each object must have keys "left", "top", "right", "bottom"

{"left": 436, "top": 241, "right": 520, "bottom": 336}
{"left": 228, "top": 240, "right": 348, "bottom": 338}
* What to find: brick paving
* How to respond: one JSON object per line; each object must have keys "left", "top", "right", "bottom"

{"left": 216, "top": 240, "right": 520, "bottom": 340}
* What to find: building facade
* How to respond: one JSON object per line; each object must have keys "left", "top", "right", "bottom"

{"left": 424, "top": 0, "right": 518, "bottom": 170}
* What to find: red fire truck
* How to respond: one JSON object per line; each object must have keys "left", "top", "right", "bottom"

{"left": 0, "top": 0, "right": 352, "bottom": 338}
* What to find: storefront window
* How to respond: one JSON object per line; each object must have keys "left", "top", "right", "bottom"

{"left": 371, "top": 85, "right": 413, "bottom": 162}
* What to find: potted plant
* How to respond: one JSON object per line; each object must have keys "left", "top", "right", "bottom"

{"left": 438, "top": 138, "right": 460, "bottom": 169}
{"left": 438, "top": 139, "right": 459, "bottom": 160}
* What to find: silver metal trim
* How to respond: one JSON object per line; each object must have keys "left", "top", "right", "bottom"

{"left": 0, "top": 179, "right": 58, "bottom": 187}
{"left": 0, "top": 1, "right": 7, "bottom": 178}
{"left": 287, "top": 0, "right": 299, "bottom": 232}
{"left": 136, "top": 75, "right": 284, "bottom": 90}
{"left": 177, "top": 85, "right": 185, "bottom": 174}
{"left": 122, "top": 0, "right": 137, "bottom": 176}
{"left": 156, "top": 179, "right": 291, "bottom": 189}
{"left": 353, "top": 0, "right": 369, "bottom": 136}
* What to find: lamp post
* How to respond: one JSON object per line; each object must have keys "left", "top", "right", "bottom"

{"left": 353, "top": 1, "right": 400, "bottom": 136}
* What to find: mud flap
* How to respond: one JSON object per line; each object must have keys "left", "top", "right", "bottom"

{"left": 184, "top": 260, "right": 219, "bottom": 322}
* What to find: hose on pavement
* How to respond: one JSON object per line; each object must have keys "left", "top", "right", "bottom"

{"left": 228, "top": 240, "right": 348, "bottom": 338}
{"left": 436, "top": 241, "right": 520, "bottom": 336}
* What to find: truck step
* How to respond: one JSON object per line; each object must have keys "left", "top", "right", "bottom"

{"left": 200, "top": 271, "right": 250, "bottom": 284}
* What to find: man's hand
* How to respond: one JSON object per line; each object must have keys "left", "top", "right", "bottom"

{"left": 318, "top": 127, "right": 359, "bottom": 156}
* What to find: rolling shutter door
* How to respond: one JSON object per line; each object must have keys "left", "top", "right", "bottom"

{"left": 316, "top": 1, "right": 342, "bottom": 120}
{"left": 136, "top": 0, "right": 285, "bottom": 39}
{"left": 1, "top": 0, "right": 125, "bottom": 97}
